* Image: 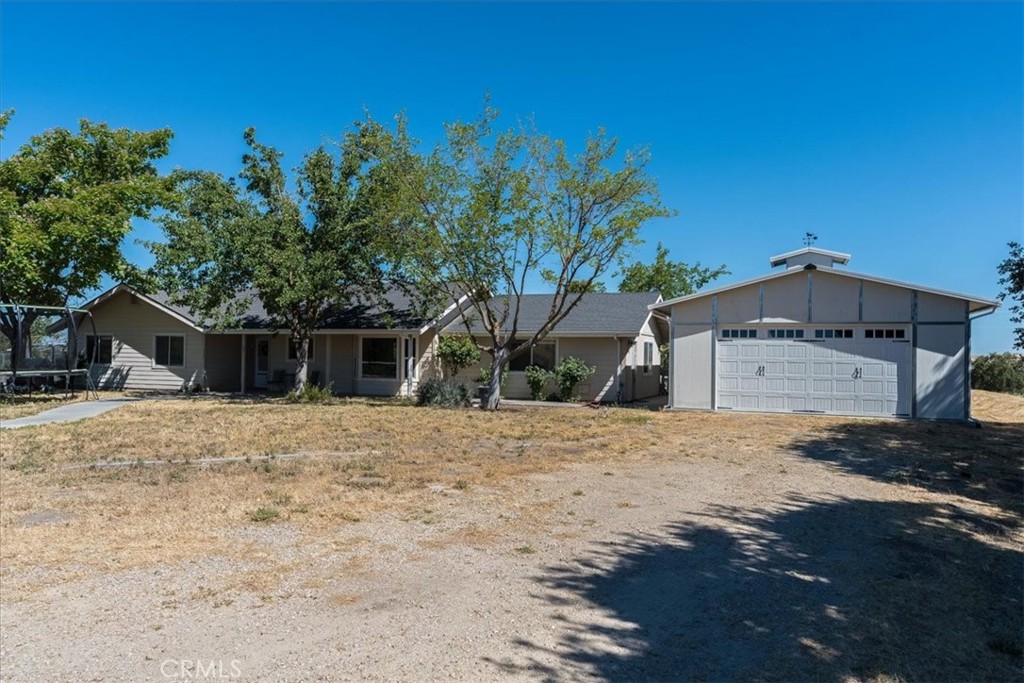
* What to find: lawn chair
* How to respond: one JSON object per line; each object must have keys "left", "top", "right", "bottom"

{"left": 265, "top": 369, "right": 286, "bottom": 393}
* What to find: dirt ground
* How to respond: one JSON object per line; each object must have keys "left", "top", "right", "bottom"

{"left": 0, "top": 391, "right": 1021, "bottom": 682}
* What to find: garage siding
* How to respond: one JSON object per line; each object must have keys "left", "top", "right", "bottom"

{"left": 915, "top": 324, "right": 967, "bottom": 420}
{"left": 672, "top": 324, "right": 714, "bottom": 410}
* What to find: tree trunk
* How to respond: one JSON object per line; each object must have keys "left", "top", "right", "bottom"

{"left": 293, "top": 333, "right": 310, "bottom": 393}
{"left": 482, "top": 347, "right": 507, "bottom": 411}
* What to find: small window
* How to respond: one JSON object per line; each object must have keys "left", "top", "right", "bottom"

{"left": 362, "top": 338, "right": 398, "bottom": 378}
{"left": 85, "top": 335, "right": 113, "bottom": 364}
{"left": 768, "top": 329, "right": 804, "bottom": 339}
{"left": 642, "top": 341, "right": 654, "bottom": 375}
{"left": 865, "top": 328, "right": 905, "bottom": 340}
{"left": 721, "top": 329, "right": 757, "bottom": 339}
{"left": 287, "top": 339, "right": 315, "bottom": 360}
{"left": 154, "top": 335, "right": 185, "bottom": 367}
{"left": 814, "top": 329, "right": 854, "bottom": 339}
{"left": 404, "top": 338, "right": 418, "bottom": 379}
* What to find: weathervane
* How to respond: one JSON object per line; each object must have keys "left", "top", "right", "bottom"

{"left": 803, "top": 232, "right": 818, "bottom": 247}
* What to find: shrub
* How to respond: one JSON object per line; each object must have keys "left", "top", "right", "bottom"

{"left": 971, "top": 353, "right": 1024, "bottom": 395}
{"left": 284, "top": 381, "right": 334, "bottom": 403}
{"left": 416, "top": 378, "right": 471, "bottom": 407}
{"left": 524, "top": 365, "right": 553, "bottom": 401}
{"left": 249, "top": 507, "right": 280, "bottom": 522}
{"left": 477, "top": 366, "right": 509, "bottom": 387}
{"left": 438, "top": 335, "right": 480, "bottom": 378}
{"left": 552, "top": 356, "right": 596, "bottom": 402}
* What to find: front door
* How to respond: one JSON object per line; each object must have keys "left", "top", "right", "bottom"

{"left": 254, "top": 339, "right": 269, "bottom": 389}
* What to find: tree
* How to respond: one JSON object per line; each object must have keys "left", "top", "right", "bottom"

{"left": 150, "top": 125, "right": 406, "bottom": 392}
{"left": 567, "top": 280, "right": 607, "bottom": 293}
{"left": 370, "top": 106, "right": 671, "bottom": 410}
{"left": 437, "top": 334, "right": 480, "bottom": 378}
{"left": 0, "top": 111, "right": 174, "bottom": 365}
{"left": 997, "top": 241, "right": 1023, "bottom": 350}
{"left": 619, "top": 242, "right": 726, "bottom": 299}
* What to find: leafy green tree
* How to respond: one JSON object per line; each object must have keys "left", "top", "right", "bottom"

{"left": 437, "top": 334, "right": 480, "bottom": 378}
{"left": 149, "top": 125, "right": 406, "bottom": 392}
{"left": 997, "top": 241, "right": 1023, "bottom": 350}
{"left": 567, "top": 280, "right": 607, "bottom": 293}
{"left": 0, "top": 111, "right": 174, "bottom": 363}
{"left": 369, "top": 106, "right": 670, "bottom": 410}
{"left": 619, "top": 242, "right": 726, "bottom": 299}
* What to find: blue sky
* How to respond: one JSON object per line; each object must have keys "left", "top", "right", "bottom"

{"left": 2, "top": 1, "right": 1021, "bottom": 352}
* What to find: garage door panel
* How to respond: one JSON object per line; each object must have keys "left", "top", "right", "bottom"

{"left": 717, "top": 330, "right": 911, "bottom": 417}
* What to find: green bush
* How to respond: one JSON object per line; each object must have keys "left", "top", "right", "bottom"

{"left": 552, "top": 356, "right": 596, "bottom": 402}
{"left": 438, "top": 335, "right": 480, "bottom": 378}
{"left": 416, "top": 378, "right": 471, "bottom": 407}
{"left": 971, "top": 353, "right": 1024, "bottom": 395}
{"left": 477, "top": 365, "right": 509, "bottom": 387}
{"left": 524, "top": 365, "right": 553, "bottom": 401}
{"left": 284, "top": 381, "right": 334, "bottom": 403}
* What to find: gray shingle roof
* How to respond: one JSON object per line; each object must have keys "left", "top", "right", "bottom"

{"left": 442, "top": 292, "right": 661, "bottom": 336}
{"left": 150, "top": 287, "right": 432, "bottom": 330}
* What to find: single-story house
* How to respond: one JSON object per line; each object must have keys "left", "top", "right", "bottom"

{"left": 651, "top": 247, "right": 1000, "bottom": 420}
{"left": 55, "top": 284, "right": 451, "bottom": 396}
{"left": 56, "top": 285, "right": 665, "bottom": 403}
{"left": 444, "top": 292, "right": 666, "bottom": 403}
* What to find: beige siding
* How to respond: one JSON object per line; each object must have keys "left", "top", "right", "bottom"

{"left": 861, "top": 280, "right": 911, "bottom": 322}
{"left": 558, "top": 337, "right": 620, "bottom": 402}
{"left": 676, "top": 296, "right": 713, "bottom": 323}
{"left": 762, "top": 274, "right": 809, "bottom": 323}
{"left": 916, "top": 324, "right": 967, "bottom": 420}
{"left": 328, "top": 335, "right": 357, "bottom": 394}
{"left": 716, "top": 284, "right": 761, "bottom": 324}
{"left": 632, "top": 316, "right": 663, "bottom": 400}
{"left": 810, "top": 271, "right": 859, "bottom": 323}
{"left": 86, "top": 290, "right": 205, "bottom": 391}
{"left": 205, "top": 335, "right": 242, "bottom": 391}
{"left": 671, "top": 323, "right": 713, "bottom": 410}
{"left": 917, "top": 292, "right": 967, "bottom": 323}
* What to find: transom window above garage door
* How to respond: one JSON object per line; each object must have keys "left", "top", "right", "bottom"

{"left": 720, "top": 329, "right": 757, "bottom": 339}
{"left": 865, "top": 328, "right": 906, "bottom": 339}
{"left": 767, "top": 329, "right": 805, "bottom": 339}
{"left": 814, "top": 329, "right": 854, "bottom": 339}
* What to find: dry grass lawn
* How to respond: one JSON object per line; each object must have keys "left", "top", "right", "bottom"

{"left": 0, "top": 390, "right": 1020, "bottom": 681}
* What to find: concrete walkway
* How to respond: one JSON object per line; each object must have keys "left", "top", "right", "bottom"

{"left": 0, "top": 397, "right": 142, "bottom": 430}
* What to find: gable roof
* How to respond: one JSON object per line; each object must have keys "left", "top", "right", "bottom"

{"left": 769, "top": 247, "right": 851, "bottom": 268}
{"left": 442, "top": 291, "right": 663, "bottom": 337}
{"left": 649, "top": 265, "right": 1000, "bottom": 315}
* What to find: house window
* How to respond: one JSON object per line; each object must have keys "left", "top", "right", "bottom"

{"left": 814, "top": 329, "right": 854, "bottom": 339}
{"left": 721, "top": 329, "right": 757, "bottom": 339}
{"left": 287, "top": 338, "right": 315, "bottom": 360}
{"left": 154, "top": 335, "right": 185, "bottom": 367}
{"left": 865, "top": 329, "right": 906, "bottom": 339}
{"left": 642, "top": 341, "right": 654, "bottom": 375}
{"left": 84, "top": 335, "right": 113, "bottom": 364}
{"left": 404, "top": 338, "right": 418, "bottom": 379}
{"left": 361, "top": 337, "right": 398, "bottom": 378}
{"left": 767, "top": 329, "right": 805, "bottom": 339}
{"left": 509, "top": 341, "right": 557, "bottom": 372}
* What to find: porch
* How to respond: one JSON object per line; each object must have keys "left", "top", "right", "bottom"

{"left": 204, "top": 331, "right": 432, "bottom": 397}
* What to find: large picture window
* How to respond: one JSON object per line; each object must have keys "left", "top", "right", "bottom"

{"left": 509, "top": 341, "right": 556, "bottom": 372}
{"left": 85, "top": 335, "right": 113, "bottom": 364}
{"left": 361, "top": 338, "right": 398, "bottom": 378}
{"left": 154, "top": 335, "right": 185, "bottom": 367}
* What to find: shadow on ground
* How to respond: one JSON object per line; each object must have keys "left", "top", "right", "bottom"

{"left": 489, "top": 496, "right": 1022, "bottom": 682}
{"left": 790, "top": 418, "right": 1024, "bottom": 518}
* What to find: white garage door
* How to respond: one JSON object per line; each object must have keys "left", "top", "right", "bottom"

{"left": 716, "top": 327, "right": 912, "bottom": 417}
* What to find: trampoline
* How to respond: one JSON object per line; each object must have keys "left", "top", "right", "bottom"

{"left": 0, "top": 303, "right": 100, "bottom": 400}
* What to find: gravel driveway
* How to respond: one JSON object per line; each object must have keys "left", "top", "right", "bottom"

{"left": 2, "top": 429, "right": 1020, "bottom": 683}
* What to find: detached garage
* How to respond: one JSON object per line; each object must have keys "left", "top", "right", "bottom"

{"left": 652, "top": 247, "right": 999, "bottom": 420}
